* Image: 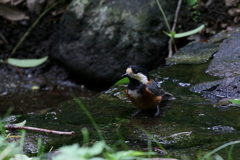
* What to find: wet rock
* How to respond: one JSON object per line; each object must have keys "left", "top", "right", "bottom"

{"left": 51, "top": 0, "right": 178, "bottom": 88}
{"left": 166, "top": 27, "right": 240, "bottom": 65}
{"left": 188, "top": 30, "right": 240, "bottom": 101}
{"left": 167, "top": 27, "right": 240, "bottom": 101}
{"left": 190, "top": 75, "right": 240, "bottom": 100}
{"left": 206, "top": 32, "right": 240, "bottom": 78}
{"left": 211, "top": 125, "right": 235, "bottom": 132}
{"left": 208, "top": 27, "right": 240, "bottom": 43}
{"left": 166, "top": 41, "right": 219, "bottom": 65}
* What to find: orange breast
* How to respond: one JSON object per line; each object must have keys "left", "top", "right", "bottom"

{"left": 126, "top": 89, "right": 162, "bottom": 110}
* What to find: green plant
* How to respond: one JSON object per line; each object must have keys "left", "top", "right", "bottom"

{"left": 0, "top": 130, "right": 28, "bottom": 160}
{"left": 188, "top": 3, "right": 201, "bottom": 23}
{"left": 201, "top": 141, "right": 240, "bottom": 160}
{"left": 156, "top": 0, "right": 204, "bottom": 39}
{"left": 155, "top": 0, "right": 204, "bottom": 57}
{"left": 52, "top": 140, "right": 156, "bottom": 160}
{"left": 0, "top": 136, "right": 21, "bottom": 160}
{"left": 163, "top": 24, "right": 204, "bottom": 38}
{"left": 53, "top": 141, "right": 106, "bottom": 160}
{"left": 229, "top": 99, "right": 240, "bottom": 105}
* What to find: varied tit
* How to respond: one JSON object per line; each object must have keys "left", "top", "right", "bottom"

{"left": 122, "top": 65, "right": 172, "bottom": 117}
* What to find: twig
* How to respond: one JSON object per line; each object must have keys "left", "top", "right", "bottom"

{"left": 5, "top": 124, "right": 75, "bottom": 136}
{"left": 0, "top": 32, "right": 8, "bottom": 44}
{"left": 168, "top": 0, "right": 182, "bottom": 58}
{"left": 172, "top": 0, "right": 182, "bottom": 33}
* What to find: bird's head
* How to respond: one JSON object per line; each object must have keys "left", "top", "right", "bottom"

{"left": 122, "top": 65, "right": 150, "bottom": 84}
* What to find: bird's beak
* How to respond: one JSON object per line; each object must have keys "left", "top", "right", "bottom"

{"left": 121, "top": 73, "right": 129, "bottom": 78}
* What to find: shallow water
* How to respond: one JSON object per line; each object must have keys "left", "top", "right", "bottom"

{"left": 120, "top": 63, "right": 240, "bottom": 159}
{"left": 4, "top": 62, "right": 240, "bottom": 159}
{"left": 0, "top": 86, "right": 98, "bottom": 116}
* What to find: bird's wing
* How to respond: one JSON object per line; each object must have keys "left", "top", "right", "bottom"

{"left": 146, "top": 80, "right": 166, "bottom": 96}
{"left": 147, "top": 80, "right": 174, "bottom": 100}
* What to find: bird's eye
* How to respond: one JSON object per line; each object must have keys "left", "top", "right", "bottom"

{"left": 132, "top": 69, "right": 138, "bottom": 73}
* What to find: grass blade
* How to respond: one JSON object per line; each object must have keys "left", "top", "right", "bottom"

{"left": 73, "top": 96, "right": 105, "bottom": 141}
{"left": 201, "top": 141, "right": 240, "bottom": 160}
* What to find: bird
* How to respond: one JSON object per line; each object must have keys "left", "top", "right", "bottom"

{"left": 122, "top": 65, "right": 173, "bottom": 117}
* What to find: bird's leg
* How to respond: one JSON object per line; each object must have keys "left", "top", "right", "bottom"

{"left": 154, "top": 105, "right": 160, "bottom": 117}
{"left": 132, "top": 109, "right": 142, "bottom": 117}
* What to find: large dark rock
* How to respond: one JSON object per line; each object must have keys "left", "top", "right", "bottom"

{"left": 51, "top": 0, "right": 177, "bottom": 88}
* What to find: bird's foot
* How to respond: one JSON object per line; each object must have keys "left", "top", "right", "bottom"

{"left": 132, "top": 110, "right": 142, "bottom": 117}
{"left": 154, "top": 105, "right": 160, "bottom": 117}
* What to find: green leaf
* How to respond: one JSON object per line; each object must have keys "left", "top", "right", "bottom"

{"left": 229, "top": 99, "right": 240, "bottom": 105}
{"left": 114, "top": 77, "right": 129, "bottom": 85}
{"left": 174, "top": 24, "right": 205, "bottom": 38}
{"left": 7, "top": 56, "right": 48, "bottom": 68}
{"left": 14, "top": 120, "right": 26, "bottom": 127}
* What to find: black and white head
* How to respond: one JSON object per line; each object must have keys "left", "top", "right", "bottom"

{"left": 122, "top": 65, "right": 150, "bottom": 84}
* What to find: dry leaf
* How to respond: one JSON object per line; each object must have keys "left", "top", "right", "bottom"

{"left": 0, "top": 3, "right": 29, "bottom": 21}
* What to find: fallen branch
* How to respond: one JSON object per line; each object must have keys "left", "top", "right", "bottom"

{"left": 5, "top": 124, "right": 75, "bottom": 136}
